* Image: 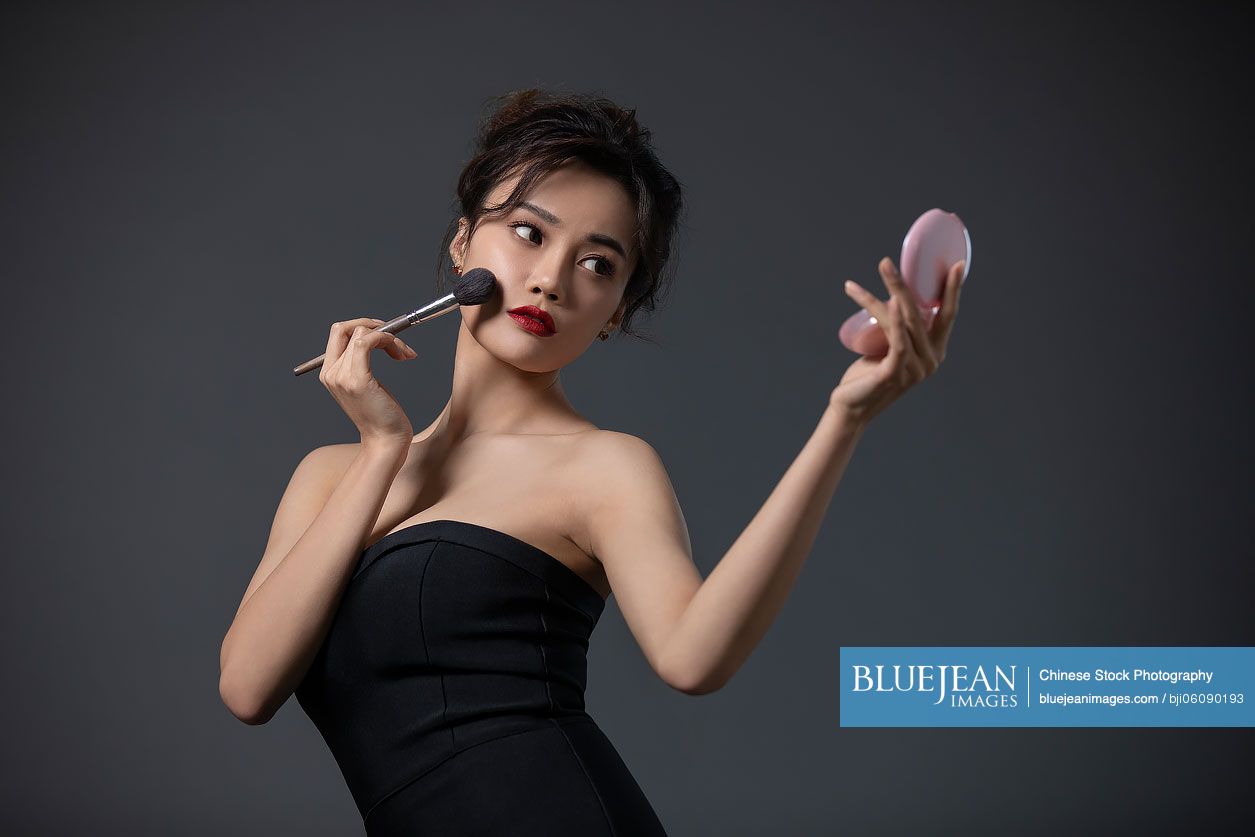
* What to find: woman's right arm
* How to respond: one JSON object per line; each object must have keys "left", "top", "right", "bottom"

{"left": 219, "top": 314, "right": 421, "bottom": 725}
{"left": 218, "top": 439, "right": 409, "bottom": 724}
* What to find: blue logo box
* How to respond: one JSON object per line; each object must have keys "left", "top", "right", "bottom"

{"left": 839, "top": 647, "right": 1254, "bottom": 727}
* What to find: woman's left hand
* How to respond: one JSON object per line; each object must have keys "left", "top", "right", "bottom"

{"left": 829, "top": 256, "right": 965, "bottom": 425}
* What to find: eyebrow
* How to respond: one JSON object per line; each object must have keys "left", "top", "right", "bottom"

{"left": 517, "top": 201, "right": 629, "bottom": 262}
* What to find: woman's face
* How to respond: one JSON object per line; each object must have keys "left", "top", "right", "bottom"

{"left": 451, "top": 158, "right": 638, "bottom": 373}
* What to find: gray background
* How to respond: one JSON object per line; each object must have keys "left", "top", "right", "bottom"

{"left": 3, "top": 0, "right": 1251, "bottom": 834}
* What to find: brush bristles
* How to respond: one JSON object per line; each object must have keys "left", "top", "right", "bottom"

{"left": 452, "top": 268, "right": 498, "bottom": 306}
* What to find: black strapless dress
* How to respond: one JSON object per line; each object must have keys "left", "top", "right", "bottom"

{"left": 294, "top": 519, "right": 669, "bottom": 836}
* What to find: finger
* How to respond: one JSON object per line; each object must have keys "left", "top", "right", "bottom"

{"left": 367, "top": 321, "right": 417, "bottom": 360}
{"left": 890, "top": 298, "right": 929, "bottom": 380}
{"left": 844, "top": 279, "right": 889, "bottom": 325}
{"left": 391, "top": 333, "right": 418, "bottom": 359}
{"left": 928, "top": 260, "right": 965, "bottom": 359}
{"left": 363, "top": 326, "right": 416, "bottom": 361}
{"left": 323, "top": 317, "right": 388, "bottom": 372}
{"left": 343, "top": 325, "right": 400, "bottom": 381}
{"left": 878, "top": 258, "right": 935, "bottom": 366}
{"left": 372, "top": 319, "right": 418, "bottom": 358}
{"left": 332, "top": 319, "right": 415, "bottom": 366}
{"left": 378, "top": 333, "right": 414, "bottom": 361}
{"left": 877, "top": 258, "right": 924, "bottom": 329}
{"left": 884, "top": 295, "right": 908, "bottom": 364}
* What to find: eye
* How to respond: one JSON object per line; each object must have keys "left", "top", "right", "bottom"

{"left": 507, "top": 221, "right": 617, "bottom": 278}
{"left": 510, "top": 221, "right": 541, "bottom": 245}
{"left": 580, "top": 256, "right": 616, "bottom": 277}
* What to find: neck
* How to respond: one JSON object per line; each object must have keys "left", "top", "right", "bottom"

{"left": 416, "top": 318, "right": 585, "bottom": 447}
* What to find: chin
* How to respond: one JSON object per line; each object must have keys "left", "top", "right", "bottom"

{"left": 484, "top": 326, "right": 562, "bottom": 372}
{"left": 506, "top": 336, "right": 592, "bottom": 374}
{"left": 466, "top": 314, "right": 590, "bottom": 372}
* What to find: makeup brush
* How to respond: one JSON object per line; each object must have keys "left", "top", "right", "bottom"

{"left": 293, "top": 268, "right": 498, "bottom": 376}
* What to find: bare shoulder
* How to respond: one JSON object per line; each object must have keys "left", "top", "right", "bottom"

{"left": 570, "top": 429, "right": 681, "bottom": 546}
{"left": 574, "top": 428, "right": 666, "bottom": 475}
{"left": 317, "top": 441, "right": 368, "bottom": 459}
{"left": 299, "top": 441, "right": 365, "bottom": 485}
{"left": 271, "top": 442, "right": 367, "bottom": 537}
{"left": 314, "top": 440, "right": 369, "bottom": 463}
{"left": 229, "top": 442, "right": 368, "bottom": 622}
{"left": 283, "top": 441, "right": 401, "bottom": 507}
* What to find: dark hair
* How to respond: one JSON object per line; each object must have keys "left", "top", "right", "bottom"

{"left": 437, "top": 88, "right": 685, "bottom": 343}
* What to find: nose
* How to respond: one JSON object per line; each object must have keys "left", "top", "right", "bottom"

{"left": 529, "top": 254, "right": 567, "bottom": 300}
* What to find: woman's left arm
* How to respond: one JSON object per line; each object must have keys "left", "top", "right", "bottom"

{"left": 586, "top": 257, "right": 966, "bottom": 695}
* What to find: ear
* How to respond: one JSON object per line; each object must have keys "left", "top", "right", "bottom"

{"left": 449, "top": 217, "right": 470, "bottom": 266}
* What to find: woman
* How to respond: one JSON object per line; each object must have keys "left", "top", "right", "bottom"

{"left": 218, "top": 88, "right": 964, "bottom": 835}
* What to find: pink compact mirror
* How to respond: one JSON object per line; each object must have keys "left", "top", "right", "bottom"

{"left": 839, "top": 208, "right": 971, "bottom": 356}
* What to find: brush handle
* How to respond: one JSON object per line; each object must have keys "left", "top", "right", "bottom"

{"left": 292, "top": 293, "right": 459, "bottom": 376}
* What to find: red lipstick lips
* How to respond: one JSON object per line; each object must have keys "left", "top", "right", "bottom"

{"left": 507, "top": 305, "right": 557, "bottom": 336}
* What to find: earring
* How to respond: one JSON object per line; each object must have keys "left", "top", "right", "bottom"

{"left": 452, "top": 261, "right": 462, "bottom": 275}
{"left": 598, "top": 330, "right": 610, "bottom": 341}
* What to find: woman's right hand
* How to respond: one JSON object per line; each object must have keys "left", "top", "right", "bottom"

{"left": 319, "top": 317, "right": 418, "bottom": 449}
